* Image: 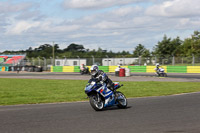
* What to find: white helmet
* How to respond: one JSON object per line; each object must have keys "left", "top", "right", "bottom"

{"left": 90, "top": 65, "right": 99, "bottom": 76}
{"left": 156, "top": 63, "right": 160, "bottom": 67}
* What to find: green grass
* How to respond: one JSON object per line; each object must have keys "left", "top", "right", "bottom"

{"left": 1, "top": 78, "right": 200, "bottom": 105}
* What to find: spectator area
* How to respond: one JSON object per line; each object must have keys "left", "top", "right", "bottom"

{"left": 4, "top": 56, "right": 24, "bottom": 64}
{"left": 0, "top": 55, "right": 25, "bottom": 65}
{"left": 0, "top": 58, "right": 4, "bottom": 63}
{"left": 0, "top": 55, "right": 26, "bottom": 72}
{"left": 0, "top": 56, "right": 8, "bottom": 63}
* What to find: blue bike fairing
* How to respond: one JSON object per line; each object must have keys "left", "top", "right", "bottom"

{"left": 85, "top": 80, "right": 117, "bottom": 108}
{"left": 104, "top": 99, "right": 115, "bottom": 107}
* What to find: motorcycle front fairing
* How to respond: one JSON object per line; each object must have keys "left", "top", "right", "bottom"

{"left": 159, "top": 68, "right": 165, "bottom": 73}
{"left": 84, "top": 81, "right": 102, "bottom": 95}
{"left": 84, "top": 81, "right": 117, "bottom": 108}
{"left": 96, "top": 84, "right": 116, "bottom": 107}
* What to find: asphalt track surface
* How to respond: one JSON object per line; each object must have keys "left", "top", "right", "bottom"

{"left": 1, "top": 72, "right": 200, "bottom": 133}
{"left": 1, "top": 71, "right": 200, "bottom": 79}
{"left": 0, "top": 71, "right": 200, "bottom": 82}
{"left": 1, "top": 92, "right": 200, "bottom": 133}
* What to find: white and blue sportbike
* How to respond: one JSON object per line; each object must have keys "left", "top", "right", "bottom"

{"left": 85, "top": 79, "right": 127, "bottom": 111}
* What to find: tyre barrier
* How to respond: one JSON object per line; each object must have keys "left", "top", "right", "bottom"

{"left": 1, "top": 65, "right": 200, "bottom": 73}
{"left": 50, "top": 66, "right": 200, "bottom": 73}
{"left": 0, "top": 66, "right": 43, "bottom": 72}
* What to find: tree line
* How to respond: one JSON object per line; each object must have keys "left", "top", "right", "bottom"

{"left": 1, "top": 31, "right": 200, "bottom": 58}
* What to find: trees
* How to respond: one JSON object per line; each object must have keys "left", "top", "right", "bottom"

{"left": 24, "top": 44, "right": 62, "bottom": 58}
{"left": 153, "top": 35, "right": 182, "bottom": 57}
{"left": 170, "top": 37, "right": 183, "bottom": 56}
{"left": 1, "top": 30, "right": 200, "bottom": 59}
{"left": 133, "top": 44, "right": 150, "bottom": 57}
{"left": 64, "top": 43, "right": 85, "bottom": 52}
{"left": 178, "top": 31, "right": 200, "bottom": 57}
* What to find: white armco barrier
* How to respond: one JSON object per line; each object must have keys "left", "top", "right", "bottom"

{"left": 125, "top": 68, "right": 130, "bottom": 77}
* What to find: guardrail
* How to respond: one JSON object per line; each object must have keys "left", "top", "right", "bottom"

{"left": 50, "top": 66, "right": 200, "bottom": 73}
{"left": 1, "top": 65, "right": 199, "bottom": 73}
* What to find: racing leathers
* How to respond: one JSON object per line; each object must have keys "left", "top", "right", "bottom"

{"left": 89, "top": 70, "right": 114, "bottom": 92}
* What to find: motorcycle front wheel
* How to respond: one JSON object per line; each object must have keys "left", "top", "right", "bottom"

{"left": 164, "top": 73, "right": 168, "bottom": 77}
{"left": 116, "top": 92, "right": 127, "bottom": 109}
{"left": 89, "top": 94, "right": 104, "bottom": 111}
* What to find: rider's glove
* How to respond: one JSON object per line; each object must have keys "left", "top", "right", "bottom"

{"left": 100, "top": 81, "right": 104, "bottom": 85}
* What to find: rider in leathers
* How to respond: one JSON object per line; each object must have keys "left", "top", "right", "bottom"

{"left": 89, "top": 65, "right": 115, "bottom": 92}
{"left": 155, "top": 63, "right": 161, "bottom": 75}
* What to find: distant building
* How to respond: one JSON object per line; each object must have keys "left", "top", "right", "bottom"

{"left": 102, "top": 58, "right": 139, "bottom": 66}
{"left": 55, "top": 58, "right": 87, "bottom": 66}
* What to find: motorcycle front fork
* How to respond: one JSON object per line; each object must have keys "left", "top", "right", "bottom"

{"left": 97, "top": 93, "right": 101, "bottom": 102}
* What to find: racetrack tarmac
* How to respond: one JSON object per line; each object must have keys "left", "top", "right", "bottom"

{"left": 0, "top": 71, "right": 200, "bottom": 82}
{"left": 1, "top": 72, "right": 200, "bottom": 133}
{"left": 1, "top": 92, "right": 200, "bottom": 133}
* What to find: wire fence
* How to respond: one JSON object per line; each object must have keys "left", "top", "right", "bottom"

{"left": 1, "top": 56, "right": 199, "bottom": 72}
{"left": 25, "top": 56, "right": 200, "bottom": 70}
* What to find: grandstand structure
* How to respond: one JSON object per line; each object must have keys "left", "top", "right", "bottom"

{"left": 0, "top": 55, "right": 26, "bottom": 71}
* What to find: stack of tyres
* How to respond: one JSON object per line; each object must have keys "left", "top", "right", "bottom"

{"left": 115, "top": 71, "right": 119, "bottom": 76}
{"left": 125, "top": 68, "right": 130, "bottom": 76}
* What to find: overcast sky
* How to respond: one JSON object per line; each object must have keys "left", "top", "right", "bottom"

{"left": 0, "top": 0, "right": 200, "bottom": 53}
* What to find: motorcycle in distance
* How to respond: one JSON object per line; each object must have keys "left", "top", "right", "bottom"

{"left": 84, "top": 79, "right": 127, "bottom": 111}
{"left": 155, "top": 67, "right": 167, "bottom": 77}
{"left": 80, "top": 67, "right": 90, "bottom": 75}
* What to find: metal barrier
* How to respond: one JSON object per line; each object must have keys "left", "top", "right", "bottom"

{"left": 50, "top": 66, "right": 200, "bottom": 73}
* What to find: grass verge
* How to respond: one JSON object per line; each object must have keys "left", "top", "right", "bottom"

{"left": 0, "top": 78, "right": 200, "bottom": 105}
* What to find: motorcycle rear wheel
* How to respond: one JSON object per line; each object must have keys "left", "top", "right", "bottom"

{"left": 116, "top": 92, "right": 127, "bottom": 109}
{"left": 89, "top": 94, "right": 104, "bottom": 111}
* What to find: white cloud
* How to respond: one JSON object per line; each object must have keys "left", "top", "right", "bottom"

{"left": 5, "top": 17, "right": 81, "bottom": 35}
{"left": 62, "top": 0, "right": 149, "bottom": 10}
{"left": 69, "top": 31, "right": 121, "bottom": 38}
{"left": 5, "top": 21, "right": 40, "bottom": 35}
{"left": 1, "top": 0, "right": 200, "bottom": 52}
{"left": 0, "top": 1, "right": 34, "bottom": 13}
{"left": 92, "top": 21, "right": 120, "bottom": 29}
{"left": 109, "top": 6, "right": 142, "bottom": 18}
{"left": 146, "top": 0, "right": 200, "bottom": 17}
{"left": 41, "top": 23, "right": 80, "bottom": 33}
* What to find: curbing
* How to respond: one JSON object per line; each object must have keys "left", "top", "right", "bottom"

{"left": 50, "top": 66, "right": 200, "bottom": 73}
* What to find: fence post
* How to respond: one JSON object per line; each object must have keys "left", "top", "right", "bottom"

{"left": 91, "top": 55, "right": 95, "bottom": 65}
{"left": 43, "top": 57, "right": 46, "bottom": 71}
{"left": 172, "top": 55, "right": 175, "bottom": 66}
{"left": 64, "top": 56, "right": 67, "bottom": 66}
{"left": 192, "top": 54, "right": 195, "bottom": 66}
{"left": 38, "top": 57, "right": 40, "bottom": 66}
{"left": 77, "top": 56, "right": 80, "bottom": 66}
{"left": 182, "top": 57, "right": 183, "bottom": 64}
{"left": 50, "top": 57, "right": 53, "bottom": 66}
{"left": 106, "top": 55, "right": 109, "bottom": 66}
{"left": 32, "top": 58, "right": 35, "bottom": 66}
{"left": 123, "top": 56, "right": 125, "bottom": 66}
{"left": 139, "top": 56, "right": 141, "bottom": 66}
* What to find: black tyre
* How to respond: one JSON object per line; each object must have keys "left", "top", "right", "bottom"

{"left": 116, "top": 92, "right": 127, "bottom": 109}
{"left": 80, "top": 70, "right": 84, "bottom": 75}
{"left": 160, "top": 73, "right": 164, "bottom": 77}
{"left": 156, "top": 73, "right": 160, "bottom": 77}
{"left": 89, "top": 94, "right": 104, "bottom": 111}
{"left": 164, "top": 73, "right": 168, "bottom": 77}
